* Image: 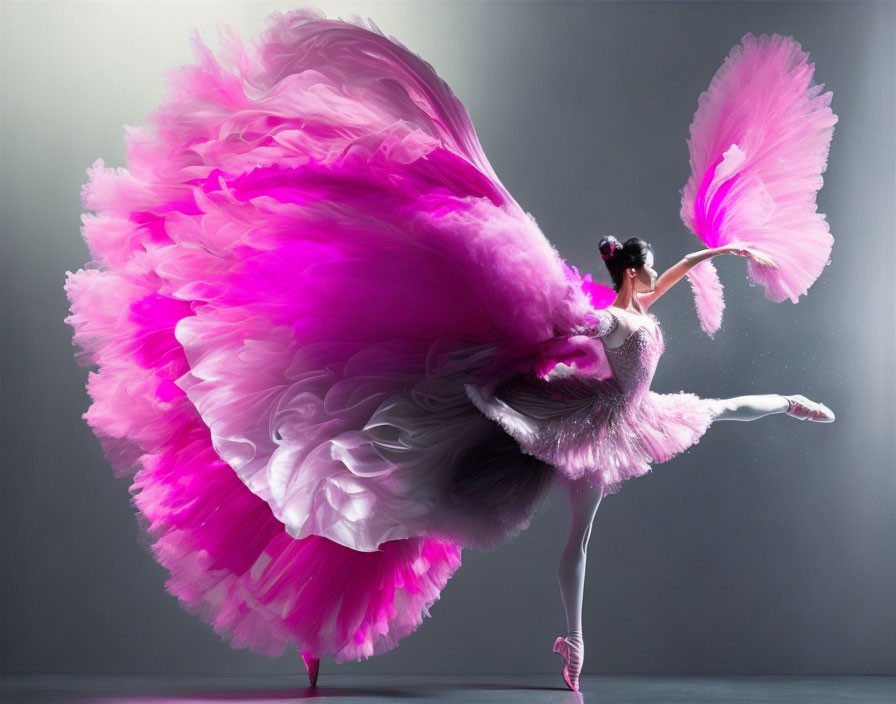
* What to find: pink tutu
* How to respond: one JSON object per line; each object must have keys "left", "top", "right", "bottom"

{"left": 467, "top": 315, "right": 719, "bottom": 495}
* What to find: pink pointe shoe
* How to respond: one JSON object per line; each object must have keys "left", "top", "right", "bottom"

{"left": 301, "top": 653, "right": 320, "bottom": 687}
{"left": 782, "top": 394, "right": 835, "bottom": 422}
{"left": 552, "top": 633, "right": 583, "bottom": 692}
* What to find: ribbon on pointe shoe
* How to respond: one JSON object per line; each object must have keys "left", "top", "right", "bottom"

{"left": 552, "top": 630, "right": 584, "bottom": 692}
{"left": 783, "top": 394, "right": 835, "bottom": 422}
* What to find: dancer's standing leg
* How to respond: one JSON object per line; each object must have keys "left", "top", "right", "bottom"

{"left": 554, "top": 479, "right": 603, "bottom": 691}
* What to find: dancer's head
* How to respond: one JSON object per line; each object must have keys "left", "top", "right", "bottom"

{"left": 598, "top": 236, "right": 656, "bottom": 294}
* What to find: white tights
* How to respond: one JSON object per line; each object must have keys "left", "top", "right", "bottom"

{"left": 556, "top": 393, "right": 789, "bottom": 639}
{"left": 706, "top": 393, "right": 789, "bottom": 421}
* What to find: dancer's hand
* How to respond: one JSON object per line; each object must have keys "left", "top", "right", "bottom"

{"left": 721, "top": 243, "right": 779, "bottom": 268}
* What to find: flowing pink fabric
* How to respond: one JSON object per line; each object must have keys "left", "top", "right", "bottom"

{"left": 681, "top": 32, "right": 837, "bottom": 334}
{"left": 64, "top": 7, "right": 595, "bottom": 661}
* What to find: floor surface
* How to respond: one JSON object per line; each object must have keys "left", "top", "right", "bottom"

{"left": 2, "top": 674, "right": 894, "bottom": 703}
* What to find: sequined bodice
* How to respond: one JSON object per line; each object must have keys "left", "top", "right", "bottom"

{"left": 602, "top": 321, "right": 665, "bottom": 398}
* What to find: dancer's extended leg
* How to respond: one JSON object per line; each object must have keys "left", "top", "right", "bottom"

{"left": 710, "top": 393, "right": 834, "bottom": 422}
{"left": 709, "top": 394, "right": 788, "bottom": 421}
{"left": 554, "top": 479, "right": 603, "bottom": 691}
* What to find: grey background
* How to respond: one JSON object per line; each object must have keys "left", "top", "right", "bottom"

{"left": 2, "top": 0, "right": 893, "bottom": 676}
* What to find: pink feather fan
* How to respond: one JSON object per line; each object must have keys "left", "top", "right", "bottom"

{"left": 680, "top": 33, "right": 837, "bottom": 336}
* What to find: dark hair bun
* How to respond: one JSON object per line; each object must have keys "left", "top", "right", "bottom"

{"left": 598, "top": 235, "right": 621, "bottom": 259}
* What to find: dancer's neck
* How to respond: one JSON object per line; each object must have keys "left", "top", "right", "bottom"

{"left": 611, "top": 288, "right": 647, "bottom": 315}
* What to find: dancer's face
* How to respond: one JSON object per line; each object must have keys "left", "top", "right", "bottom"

{"left": 631, "top": 250, "right": 657, "bottom": 293}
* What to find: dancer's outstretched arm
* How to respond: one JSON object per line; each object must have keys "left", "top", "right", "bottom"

{"left": 639, "top": 244, "right": 775, "bottom": 309}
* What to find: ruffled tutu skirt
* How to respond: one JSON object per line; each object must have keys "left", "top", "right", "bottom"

{"left": 467, "top": 373, "right": 720, "bottom": 496}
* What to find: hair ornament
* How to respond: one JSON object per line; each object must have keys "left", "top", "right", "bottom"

{"left": 600, "top": 237, "right": 619, "bottom": 260}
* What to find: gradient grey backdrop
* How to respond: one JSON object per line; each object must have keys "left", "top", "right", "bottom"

{"left": 2, "top": 0, "right": 893, "bottom": 676}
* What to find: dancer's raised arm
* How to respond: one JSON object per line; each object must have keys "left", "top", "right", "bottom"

{"left": 639, "top": 244, "right": 776, "bottom": 309}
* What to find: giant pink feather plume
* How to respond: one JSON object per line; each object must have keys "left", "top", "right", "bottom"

{"left": 63, "top": 7, "right": 600, "bottom": 662}
{"left": 680, "top": 32, "right": 837, "bottom": 335}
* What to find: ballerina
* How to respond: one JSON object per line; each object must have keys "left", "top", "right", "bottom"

{"left": 63, "top": 8, "right": 836, "bottom": 692}
{"left": 466, "top": 234, "right": 834, "bottom": 691}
